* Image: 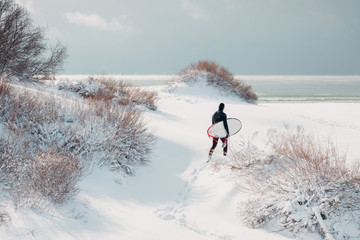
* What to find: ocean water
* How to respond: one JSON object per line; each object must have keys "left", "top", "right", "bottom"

{"left": 56, "top": 75, "right": 360, "bottom": 103}
{"left": 238, "top": 75, "right": 360, "bottom": 103}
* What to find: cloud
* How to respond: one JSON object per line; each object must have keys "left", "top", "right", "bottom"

{"left": 65, "top": 12, "right": 132, "bottom": 32}
{"left": 181, "top": 0, "right": 207, "bottom": 20}
{"left": 15, "top": 0, "right": 36, "bottom": 13}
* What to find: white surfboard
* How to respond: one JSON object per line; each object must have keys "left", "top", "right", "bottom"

{"left": 207, "top": 118, "right": 242, "bottom": 138}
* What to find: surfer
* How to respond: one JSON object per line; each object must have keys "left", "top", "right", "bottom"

{"left": 208, "top": 103, "right": 229, "bottom": 162}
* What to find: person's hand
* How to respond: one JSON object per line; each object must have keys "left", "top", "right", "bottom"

{"left": 226, "top": 133, "right": 229, "bottom": 138}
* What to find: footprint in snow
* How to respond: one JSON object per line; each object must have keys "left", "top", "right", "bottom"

{"left": 191, "top": 168, "right": 198, "bottom": 176}
{"left": 161, "top": 214, "right": 176, "bottom": 221}
{"left": 190, "top": 175, "right": 197, "bottom": 183}
{"left": 154, "top": 207, "right": 176, "bottom": 221}
{"left": 155, "top": 164, "right": 206, "bottom": 222}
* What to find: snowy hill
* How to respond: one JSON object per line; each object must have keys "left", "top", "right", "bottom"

{"left": 1, "top": 79, "right": 360, "bottom": 239}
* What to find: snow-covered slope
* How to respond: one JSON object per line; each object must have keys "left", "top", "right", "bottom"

{"left": 2, "top": 80, "right": 360, "bottom": 240}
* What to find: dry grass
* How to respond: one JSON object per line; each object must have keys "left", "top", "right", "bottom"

{"left": 83, "top": 100, "right": 153, "bottom": 173}
{"left": 91, "top": 76, "right": 159, "bottom": 110}
{"left": 58, "top": 76, "right": 159, "bottom": 110}
{"left": 96, "top": 76, "right": 131, "bottom": 94}
{"left": 182, "top": 60, "right": 233, "bottom": 84}
{"left": 227, "top": 132, "right": 267, "bottom": 171}
{"left": 234, "top": 126, "right": 360, "bottom": 237}
{"left": 267, "top": 126, "right": 356, "bottom": 183}
{"left": 85, "top": 98, "right": 143, "bottom": 131}
{"left": 0, "top": 136, "right": 83, "bottom": 208}
{"left": 27, "top": 151, "right": 83, "bottom": 205}
{"left": 2, "top": 89, "right": 60, "bottom": 132}
{"left": 81, "top": 88, "right": 115, "bottom": 102}
{"left": 178, "top": 60, "right": 258, "bottom": 103}
{"left": 125, "top": 87, "right": 158, "bottom": 110}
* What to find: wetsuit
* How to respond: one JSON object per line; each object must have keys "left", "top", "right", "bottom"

{"left": 209, "top": 110, "right": 229, "bottom": 156}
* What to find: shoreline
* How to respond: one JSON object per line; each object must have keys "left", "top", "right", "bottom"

{"left": 50, "top": 74, "right": 360, "bottom": 103}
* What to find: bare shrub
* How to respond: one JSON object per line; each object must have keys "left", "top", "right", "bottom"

{"left": 95, "top": 76, "right": 159, "bottom": 110}
{"left": 81, "top": 88, "right": 115, "bottom": 102}
{"left": 0, "top": 88, "right": 60, "bottom": 133}
{"left": 177, "top": 60, "right": 257, "bottom": 103}
{"left": 125, "top": 87, "right": 158, "bottom": 110}
{"left": 85, "top": 100, "right": 154, "bottom": 173}
{"left": 267, "top": 126, "right": 351, "bottom": 183}
{"left": 95, "top": 76, "right": 129, "bottom": 93}
{"left": 56, "top": 82, "right": 154, "bottom": 174}
{"left": 0, "top": 85, "right": 84, "bottom": 208}
{"left": 57, "top": 82, "right": 154, "bottom": 174}
{"left": 233, "top": 126, "right": 360, "bottom": 239}
{"left": 0, "top": 130, "right": 83, "bottom": 209}
{"left": 227, "top": 132, "right": 269, "bottom": 171}
{"left": 25, "top": 151, "right": 83, "bottom": 205}
{"left": 58, "top": 76, "right": 159, "bottom": 110}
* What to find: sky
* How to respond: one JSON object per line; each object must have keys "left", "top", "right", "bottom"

{"left": 15, "top": 0, "right": 360, "bottom": 75}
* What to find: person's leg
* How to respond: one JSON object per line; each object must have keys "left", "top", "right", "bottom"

{"left": 209, "top": 137, "right": 219, "bottom": 156}
{"left": 220, "top": 138, "right": 228, "bottom": 156}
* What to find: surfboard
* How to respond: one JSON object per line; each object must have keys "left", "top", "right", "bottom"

{"left": 207, "top": 118, "right": 242, "bottom": 138}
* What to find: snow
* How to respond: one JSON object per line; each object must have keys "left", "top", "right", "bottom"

{"left": 1, "top": 79, "right": 360, "bottom": 240}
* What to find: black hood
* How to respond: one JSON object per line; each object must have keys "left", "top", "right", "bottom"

{"left": 218, "top": 103, "right": 225, "bottom": 111}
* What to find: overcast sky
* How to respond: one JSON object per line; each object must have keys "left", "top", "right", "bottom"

{"left": 16, "top": 0, "right": 360, "bottom": 75}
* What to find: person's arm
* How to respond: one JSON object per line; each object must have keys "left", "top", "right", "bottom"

{"left": 223, "top": 113, "right": 229, "bottom": 137}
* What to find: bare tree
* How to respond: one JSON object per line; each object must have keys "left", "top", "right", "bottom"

{"left": 0, "top": 0, "right": 67, "bottom": 80}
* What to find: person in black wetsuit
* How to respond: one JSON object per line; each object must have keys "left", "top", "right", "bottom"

{"left": 208, "top": 103, "right": 229, "bottom": 161}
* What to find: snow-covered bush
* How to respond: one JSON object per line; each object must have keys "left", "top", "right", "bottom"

{"left": 0, "top": 81, "right": 154, "bottom": 209}
{"left": 81, "top": 100, "right": 154, "bottom": 173}
{"left": 97, "top": 76, "right": 159, "bottom": 110}
{"left": 58, "top": 76, "right": 158, "bottom": 110}
{"left": 28, "top": 152, "right": 82, "bottom": 204}
{"left": 0, "top": 139, "right": 83, "bottom": 208}
{"left": 176, "top": 60, "right": 257, "bottom": 104}
{"left": 0, "top": 87, "right": 83, "bottom": 208}
{"left": 227, "top": 132, "right": 270, "bottom": 171}
{"left": 230, "top": 126, "right": 360, "bottom": 240}
{"left": 58, "top": 78, "right": 110, "bottom": 99}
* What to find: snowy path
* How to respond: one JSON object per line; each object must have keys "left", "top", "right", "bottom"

{"left": 93, "top": 86, "right": 296, "bottom": 240}
{"left": 73, "top": 85, "right": 297, "bottom": 240}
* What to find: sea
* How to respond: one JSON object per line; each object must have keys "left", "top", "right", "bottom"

{"left": 55, "top": 75, "right": 360, "bottom": 103}
{"left": 238, "top": 75, "right": 360, "bottom": 103}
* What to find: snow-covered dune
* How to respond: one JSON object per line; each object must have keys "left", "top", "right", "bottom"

{"left": 2, "top": 80, "right": 360, "bottom": 240}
